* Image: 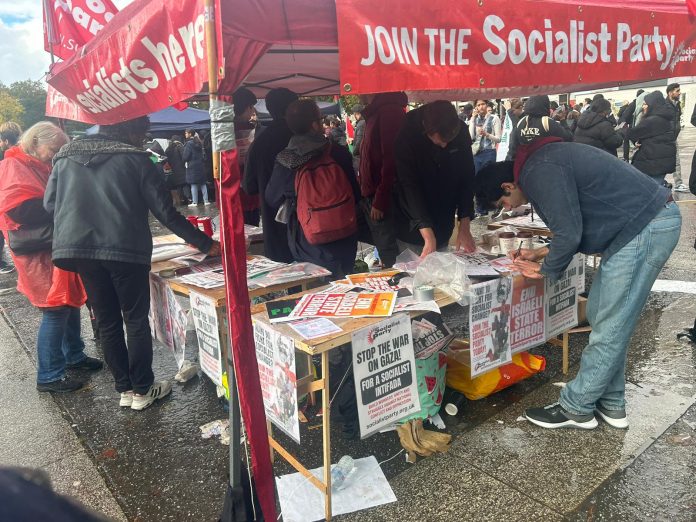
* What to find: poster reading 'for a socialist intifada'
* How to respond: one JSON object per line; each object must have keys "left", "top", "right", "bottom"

{"left": 352, "top": 314, "right": 420, "bottom": 438}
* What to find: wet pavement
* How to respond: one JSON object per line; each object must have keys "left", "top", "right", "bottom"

{"left": 0, "top": 131, "right": 695, "bottom": 521}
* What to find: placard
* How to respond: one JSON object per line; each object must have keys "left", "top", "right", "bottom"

{"left": 411, "top": 312, "right": 454, "bottom": 360}
{"left": 509, "top": 275, "right": 545, "bottom": 354}
{"left": 148, "top": 274, "right": 186, "bottom": 368}
{"left": 352, "top": 314, "right": 420, "bottom": 438}
{"left": 469, "top": 278, "right": 513, "bottom": 377}
{"left": 346, "top": 271, "right": 402, "bottom": 291}
{"left": 190, "top": 292, "right": 223, "bottom": 386}
{"left": 545, "top": 260, "right": 580, "bottom": 338}
{"left": 253, "top": 321, "right": 300, "bottom": 443}
{"left": 288, "top": 292, "right": 397, "bottom": 320}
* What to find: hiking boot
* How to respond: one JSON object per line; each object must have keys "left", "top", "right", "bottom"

{"left": 595, "top": 403, "right": 628, "bottom": 429}
{"left": 525, "top": 402, "right": 598, "bottom": 429}
{"left": 37, "top": 376, "right": 86, "bottom": 393}
{"left": 131, "top": 381, "right": 172, "bottom": 411}
{"left": 67, "top": 356, "right": 103, "bottom": 371}
{"left": 674, "top": 183, "right": 689, "bottom": 193}
{"left": 119, "top": 391, "right": 134, "bottom": 408}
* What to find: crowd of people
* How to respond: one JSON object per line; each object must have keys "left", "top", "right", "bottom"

{"left": 0, "top": 82, "right": 691, "bottom": 430}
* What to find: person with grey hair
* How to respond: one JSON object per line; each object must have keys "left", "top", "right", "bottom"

{"left": 0, "top": 121, "right": 102, "bottom": 393}
{"left": 46, "top": 116, "right": 220, "bottom": 410}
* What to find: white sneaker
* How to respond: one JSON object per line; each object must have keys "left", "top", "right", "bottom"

{"left": 674, "top": 184, "right": 689, "bottom": 193}
{"left": 204, "top": 201, "right": 211, "bottom": 205}
{"left": 119, "top": 391, "right": 134, "bottom": 407}
{"left": 131, "top": 381, "right": 172, "bottom": 411}
{"left": 188, "top": 203, "right": 198, "bottom": 207}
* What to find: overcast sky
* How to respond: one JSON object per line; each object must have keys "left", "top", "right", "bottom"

{"left": 0, "top": 0, "right": 131, "bottom": 85}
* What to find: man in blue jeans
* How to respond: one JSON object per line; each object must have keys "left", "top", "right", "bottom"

{"left": 475, "top": 140, "right": 681, "bottom": 429}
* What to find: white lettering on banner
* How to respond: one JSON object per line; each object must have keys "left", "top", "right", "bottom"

{"left": 359, "top": 17, "right": 676, "bottom": 70}
{"left": 54, "top": 0, "right": 116, "bottom": 36}
{"left": 72, "top": 13, "right": 205, "bottom": 115}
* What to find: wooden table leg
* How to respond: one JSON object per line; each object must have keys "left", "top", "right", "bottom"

{"left": 307, "top": 354, "right": 316, "bottom": 406}
{"left": 562, "top": 333, "right": 569, "bottom": 375}
{"left": 267, "top": 420, "right": 274, "bottom": 463}
{"left": 321, "top": 351, "right": 332, "bottom": 521}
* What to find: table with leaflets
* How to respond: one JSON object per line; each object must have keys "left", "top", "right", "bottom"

{"left": 248, "top": 255, "right": 588, "bottom": 520}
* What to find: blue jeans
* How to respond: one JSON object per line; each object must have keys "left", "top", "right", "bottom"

{"left": 560, "top": 202, "right": 681, "bottom": 415}
{"left": 36, "top": 306, "right": 86, "bottom": 384}
{"left": 190, "top": 183, "right": 209, "bottom": 205}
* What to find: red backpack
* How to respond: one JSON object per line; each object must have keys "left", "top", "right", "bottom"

{"left": 294, "top": 150, "right": 357, "bottom": 245}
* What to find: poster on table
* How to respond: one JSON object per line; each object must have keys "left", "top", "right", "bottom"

{"left": 148, "top": 274, "right": 186, "bottom": 368}
{"left": 545, "top": 260, "right": 580, "bottom": 338}
{"left": 288, "top": 292, "right": 397, "bottom": 320}
{"left": 252, "top": 321, "right": 300, "bottom": 443}
{"left": 411, "top": 312, "right": 454, "bottom": 359}
{"left": 352, "top": 314, "right": 420, "bottom": 438}
{"left": 509, "top": 275, "right": 545, "bottom": 354}
{"left": 189, "top": 292, "right": 223, "bottom": 386}
{"left": 346, "top": 271, "right": 402, "bottom": 291}
{"left": 468, "top": 278, "right": 513, "bottom": 378}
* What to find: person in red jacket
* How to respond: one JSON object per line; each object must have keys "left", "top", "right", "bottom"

{"left": 357, "top": 92, "right": 408, "bottom": 268}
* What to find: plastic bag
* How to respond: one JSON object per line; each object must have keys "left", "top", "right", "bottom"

{"left": 400, "top": 350, "right": 447, "bottom": 422}
{"left": 446, "top": 341, "right": 546, "bottom": 400}
{"left": 393, "top": 249, "right": 422, "bottom": 274}
{"left": 413, "top": 252, "right": 473, "bottom": 306}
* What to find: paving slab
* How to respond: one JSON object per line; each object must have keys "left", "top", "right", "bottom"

{"left": 337, "top": 450, "right": 563, "bottom": 522}
{"left": 0, "top": 316, "right": 126, "bottom": 521}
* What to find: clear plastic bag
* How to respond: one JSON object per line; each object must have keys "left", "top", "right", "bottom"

{"left": 413, "top": 252, "right": 473, "bottom": 306}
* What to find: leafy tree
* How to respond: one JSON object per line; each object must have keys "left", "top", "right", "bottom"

{"left": 6, "top": 80, "right": 48, "bottom": 128}
{"left": 0, "top": 91, "right": 24, "bottom": 123}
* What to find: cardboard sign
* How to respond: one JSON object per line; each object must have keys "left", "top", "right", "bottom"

{"left": 469, "top": 278, "right": 513, "bottom": 377}
{"left": 352, "top": 314, "right": 420, "bottom": 438}
{"left": 265, "top": 298, "right": 302, "bottom": 324}
{"left": 509, "top": 275, "right": 546, "bottom": 354}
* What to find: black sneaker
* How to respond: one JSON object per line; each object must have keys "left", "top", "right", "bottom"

{"left": 525, "top": 402, "right": 598, "bottom": 430}
{"left": 595, "top": 403, "right": 628, "bottom": 429}
{"left": 67, "top": 356, "right": 104, "bottom": 371}
{"left": 0, "top": 263, "right": 15, "bottom": 275}
{"left": 37, "top": 376, "right": 86, "bottom": 393}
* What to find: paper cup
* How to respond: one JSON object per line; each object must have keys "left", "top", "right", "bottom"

{"left": 498, "top": 232, "right": 517, "bottom": 256}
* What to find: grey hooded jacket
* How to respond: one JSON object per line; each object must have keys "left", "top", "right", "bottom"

{"left": 45, "top": 136, "right": 212, "bottom": 269}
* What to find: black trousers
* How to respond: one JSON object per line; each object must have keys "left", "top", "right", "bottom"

{"left": 356, "top": 197, "right": 399, "bottom": 268}
{"left": 75, "top": 260, "right": 154, "bottom": 394}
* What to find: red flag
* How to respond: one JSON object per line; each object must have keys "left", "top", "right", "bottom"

{"left": 688, "top": 0, "right": 696, "bottom": 16}
{"left": 172, "top": 101, "right": 189, "bottom": 111}
{"left": 43, "top": 0, "right": 119, "bottom": 61}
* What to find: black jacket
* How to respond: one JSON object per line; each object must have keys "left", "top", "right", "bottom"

{"left": 242, "top": 120, "right": 294, "bottom": 263}
{"left": 265, "top": 135, "right": 359, "bottom": 277}
{"left": 393, "top": 106, "right": 476, "bottom": 247}
{"left": 506, "top": 95, "right": 573, "bottom": 160}
{"left": 573, "top": 112, "right": 624, "bottom": 156}
{"left": 666, "top": 98, "right": 682, "bottom": 138}
{"left": 164, "top": 140, "right": 187, "bottom": 187}
{"left": 352, "top": 118, "right": 366, "bottom": 157}
{"left": 45, "top": 136, "right": 212, "bottom": 269}
{"left": 182, "top": 138, "right": 206, "bottom": 184}
{"left": 628, "top": 91, "right": 676, "bottom": 178}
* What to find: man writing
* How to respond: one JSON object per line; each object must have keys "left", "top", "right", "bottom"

{"left": 475, "top": 140, "right": 680, "bottom": 430}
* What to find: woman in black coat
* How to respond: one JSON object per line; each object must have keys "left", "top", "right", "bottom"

{"left": 165, "top": 135, "right": 188, "bottom": 206}
{"left": 573, "top": 99, "right": 624, "bottom": 156}
{"left": 182, "top": 129, "right": 209, "bottom": 206}
{"left": 627, "top": 91, "right": 676, "bottom": 184}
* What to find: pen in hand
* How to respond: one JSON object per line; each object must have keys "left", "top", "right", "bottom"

{"left": 513, "top": 241, "right": 523, "bottom": 261}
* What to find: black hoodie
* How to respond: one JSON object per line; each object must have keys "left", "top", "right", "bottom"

{"left": 45, "top": 136, "right": 212, "bottom": 270}
{"left": 574, "top": 111, "right": 624, "bottom": 156}
{"left": 506, "top": 95, "right": 573, "bottom": 160}
{"left": 627, "top": 91, "right": 676, "bottom": 178}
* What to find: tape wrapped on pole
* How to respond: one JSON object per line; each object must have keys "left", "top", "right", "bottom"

{"left": 210, "top": 99, "right": 236, "bottom": 153}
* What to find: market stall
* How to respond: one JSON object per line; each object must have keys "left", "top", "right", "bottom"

{"left": 42, "top": 1, "right": 695, "bottom": 520}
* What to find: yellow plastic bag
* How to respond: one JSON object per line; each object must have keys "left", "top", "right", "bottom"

{"left": 446, "top": 340, "right": 546, "bottom": 400}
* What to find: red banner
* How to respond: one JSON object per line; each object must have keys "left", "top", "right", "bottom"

{"left": 337, "top": 0, "right": 696, "bottom": 95}
{"left": 47, "top": 0, "right": 209, "bottom": 124}
{"left": 43, "top": 0, "right": 119, "bottom": 61}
